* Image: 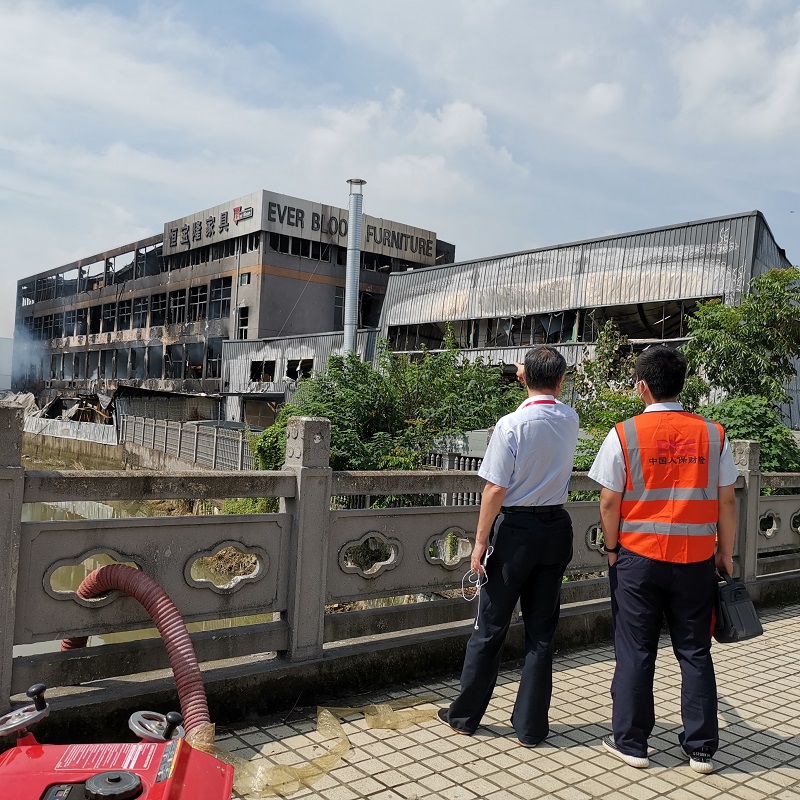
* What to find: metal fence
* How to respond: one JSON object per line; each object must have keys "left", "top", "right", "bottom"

{"left": 24, "top": 416, "right": 118, "bottom": 446}
{"left": 120, "top": 415, "right": 255, "bottom": 470}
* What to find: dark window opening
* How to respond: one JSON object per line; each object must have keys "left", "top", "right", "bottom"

{"left": 165, "top": 344, "right": 184, "bottom": 379}
{"left": 336, "top": 245, "right": 347, "bottom": 266}
{"left": 101, "top": 303, "right": 116, "bottom": 333}
{"left": 115, "top": 349, "right": 129, "bottom": 380}
{"left": 118, "top": 299, "right": 132, "bottom": 330}
{"left": 131, "top": 347, "right": 146, "bottom": 380}
{"left": 147, "top": 345, "right": 163, "bottom": 379}
{"left": 211, "top": 239, "right": 236, "bottom": 260}
{"left": 75, "top": 308, "right": 88, "bottom": 336}
{"left": 89, "top": 305, "right": 102, "bottom": 335}
{"left": 237, "top": 306, "right": 249, "bottom": 339}
{"left": 186, "top": 342, "right": 204, "bottom": 379}
{"left": 168, "top": 289, "right": 187, "bottom": 325}
{"left": 287, "top": 358, "right": 313, "bottom": 380}
{"left": 87, "top": 350, "right": 100, "bottom": 380}
{"left": 269, "top": 232, "right": 290, "bottom": 253}
{"left": 52, "top": 313, "right": 63, "bottom": 339}
{"left": 311, "top": 241, "right": 331, "bottom": 261}
{"left": 291, "top": 237, "right": 311, "bottom": 258}
{"left": 209, "top": 277, "right": 232, "bottom": 319}
{"left": 64, "top": 310, "right": 76, "bottom": 337}
{"left": 240, "top": 272, "right": 251, "bottom": 286}
{"left": 244, "top": 232, "right": 260, "bottom": 253}
{"left": 133, "top": 297, "right": 149, "bottom": 329}
{"left": 205, "top": 337, "right": 223, "bottom": 378}
{"left": 150, "top": 293, "right": 167, "bottom": 326}
{"left": 99, "top": 350, "right": 110, "bottom": 378}
{"left": 250, "top": 359, "right": 276, "bottom": 382}
{"left": 362, "top": 252, "right": 392, "bottom": 271}
{"left": 188, "top": 285, "right": 207, "bottom": 322}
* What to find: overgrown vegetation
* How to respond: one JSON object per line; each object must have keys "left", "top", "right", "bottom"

{"left": 252, "top": 335, "right": 525, "bottom": 472}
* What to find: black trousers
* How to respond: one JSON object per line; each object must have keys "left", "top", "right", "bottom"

{"left": 446, "top": 506, "right": 573, "bottom": 744}
{"left": 610, "top": 548, "right": 718, "bottom": 758}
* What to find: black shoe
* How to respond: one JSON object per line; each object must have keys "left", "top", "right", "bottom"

{"left": 602, "top": 735, "right": 649, "bottom": 768}
{"left": 437, "top": 708, "right": 472, "bottom": 735}
{"left": 518, "top": 736, "right": 543, "bottom": 748}
{"left": 683, "top": 747, "right": 714, "bottom": 774}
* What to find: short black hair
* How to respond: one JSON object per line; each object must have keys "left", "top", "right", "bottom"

{"left": 635, "top": 346, "right": 687, "bottom": 400}
{"left": 524, "top": 346, "right": 567, "bottom": 391}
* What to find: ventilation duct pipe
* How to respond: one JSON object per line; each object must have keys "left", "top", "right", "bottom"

{"left": 343, "top": 178, "right": 366, "bottom": 354}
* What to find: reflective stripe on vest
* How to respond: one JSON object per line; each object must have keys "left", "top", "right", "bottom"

{"left": 616, "top": 412, "right": 723, "bottom": 563}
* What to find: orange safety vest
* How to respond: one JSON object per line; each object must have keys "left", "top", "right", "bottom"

{"left": 615, "top": 411, "right": 725, "bottom": 564}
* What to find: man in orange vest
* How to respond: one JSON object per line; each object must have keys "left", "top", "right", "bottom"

{"left": 588, "top": 346, "right": 737, "bottom": 775}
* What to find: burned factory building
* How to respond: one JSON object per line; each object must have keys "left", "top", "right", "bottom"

{"left": 14, "top": 189, "right": 452, "bottom": 418}
{"left": 380, "top": 210, "right": 797, "bottom": 420}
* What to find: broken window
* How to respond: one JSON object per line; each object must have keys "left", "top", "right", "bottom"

{"left": 244, "top": 232, "right": 260, "bottom": 253}
{"left": 209, "top": 277, "right": 231, "bottom": 319}
{"left": 101, "top": 303, "right": 116, "bottom": 333}
{"left": 118, "top": 299, "right": 132, "bottom": 330}
{"left": 188, "top": 286, "right": 207, "bottom": 322}
{"left": 290, "top": 237, "right": 311, "bottom": 258}
{"left": 205, "top": 337, "right": 223, "bottom": 378}
{"left": 49, "top": 354, "right": 59, "bottom": 379}
{"left": 165, "top": 344, "right": 184, "bottom": 379}
{"left": 42, "top": 315, "right": 54, "bottom": 340}
{"left": 311, "top": 241, "right": 331, "bottom": 261}
{"left": 287, "top": 358, "right": 313, "bottom": 380}
{"left": 168, "top": 289, "right": 187, "bottom": 325}
{"left": 63, "top": 310, "right": 76, "bottom": 337}
{"left": 63, "top": 354, "right": 73, "bottom": 380}
{"left": 237, "top": 306, "right": 249, "bottom": 339}
{"left": 269, "top": 232, "right": 290, "bottom": 253}
{"left": 52, "top": 313, "right": 63, "bottom": 338}
{"left": 75, "top": 352, "right": 87, "bottom": 380}
{"left": 131, "top": 347, "right": 146, "bottom": 380}
{"left": 99, "top": 350, "right": 110, "bottom": 378}
{"left": 89, "top": 305, "right": 102, "bottom": 334}
{"left": 250, "top": 359, "right": 276, "bottom": 383}
{"left": 147, "top": 345, "right": 163, "bottom": 379}
{"left": 115, "top": 350, "right": 129, "bottom": 380}
{"left": 211, "top": 239, "right": 236, "bottom": 260}
{"left": 87, "top": 351, "right": 100, "bottom": 380}
{"left": 33, "top": 316, "right": 43, "bottom": 340}
{"left": 150, "top": 293, "right": 167, "bottom": 326}
{"left": 133, "top": 297, "right": 149, "bottom": 328}
{"left": 187, "top": 342, "right": 204, "bottom": 379}
{"left": 75, "top": 308, "right": 88, "bottom": 336}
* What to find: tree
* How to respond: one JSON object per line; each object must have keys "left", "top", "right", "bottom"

{"left": 251, "top": 336, "right": 526, "bottom": 472}
{"left": 573, "top": 321, "right": 642, "bottom": 470}
{"left": 700, "top": 395, "right": 800, "bottom": 472}
{"left": 683, "top": 266, "right": 800, "bottom": 407}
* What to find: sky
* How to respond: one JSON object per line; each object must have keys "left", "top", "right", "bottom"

{"left": 2, "top": 0, "right": 800, "bottom": 338}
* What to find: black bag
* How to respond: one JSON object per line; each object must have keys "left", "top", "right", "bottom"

{"left": 713, "top": 572, "right": 763, "bottom": 643}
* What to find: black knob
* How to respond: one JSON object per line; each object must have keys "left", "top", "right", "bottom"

{"left": 163, "top": 711, "right": 183, "bottom": 740}
{"left": 26, "top": 684, "right": 47, "bottom": 712}
{"left": 84, "top": 771, "right": 142, "bottom": 799}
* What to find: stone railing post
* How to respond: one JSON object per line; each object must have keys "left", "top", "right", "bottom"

{"left": 0, "top": 405, "right": 25, "bottom": 706}
{"left": 280, "top": 417, "right": 332, "bottom": 661}
{"left": 732, "top": 440, "right": 760, "bottom": 585}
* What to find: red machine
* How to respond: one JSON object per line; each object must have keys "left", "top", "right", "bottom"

{"left": 0, "top": 684, "right": 234, "bottom": 799}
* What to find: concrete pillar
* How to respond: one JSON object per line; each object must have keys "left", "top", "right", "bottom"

{"left": 732, "top": 440, "right": 760, "bottom": 585}
{"left": 0, "top": 405, "right": 25, "bottom": 706}
{"left": 280, "top": 417, "right": 332, "bottom": 661}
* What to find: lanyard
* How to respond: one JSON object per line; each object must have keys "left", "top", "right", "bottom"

{"left": 522, "top": 398, "right": 556, "bottom": 408}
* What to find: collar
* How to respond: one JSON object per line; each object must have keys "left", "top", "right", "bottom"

{"left": 644, "top": 402, "right": 684, "bottom": 413}
{"left": 517, "top": 394, "right": 556, "bottom": 411}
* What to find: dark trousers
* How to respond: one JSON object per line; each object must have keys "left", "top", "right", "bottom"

{"left": 610, "top": 548, "right": 718, "bottom": 758}
{"left": 447, "top": 506, "right": 573, "bottom": 744}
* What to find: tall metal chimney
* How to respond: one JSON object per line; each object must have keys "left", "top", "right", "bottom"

{"left": 343, "top": 178, "right": 366, "bottom": 354}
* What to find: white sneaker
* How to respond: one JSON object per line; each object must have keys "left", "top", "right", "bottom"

{"left": 602, "top": 735, "right": 649, "bottom": 769}
{"left": 684, "top": 747, "right": 714, "bottom": 774}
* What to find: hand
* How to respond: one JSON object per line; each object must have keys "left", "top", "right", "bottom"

{"left": 715, "top": 552, "right": 733, "bottom": 577}
{"left": 607, "top": 552, "right": 618, "bottom": 567}
{"left": 514, "top": 362, "right": 525, "bottom": 383}
{"left": 471, "top": 540, "right": 488, "bottom": 574}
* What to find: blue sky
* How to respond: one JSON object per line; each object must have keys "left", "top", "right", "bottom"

{"left": 2, "top": 0, "right": 800, "bottom": 337}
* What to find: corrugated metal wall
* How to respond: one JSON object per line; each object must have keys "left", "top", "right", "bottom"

{"left": 380, "top": 213, "right": 772, "bottom": 330}
{"left": 223, "top": 329, "right": 379, "bottom": 394}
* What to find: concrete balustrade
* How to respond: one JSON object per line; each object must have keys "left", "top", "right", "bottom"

{"left": 1, "top": 403, "right": 799, "bottom": 740}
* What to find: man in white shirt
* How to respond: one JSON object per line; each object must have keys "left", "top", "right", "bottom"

{"left": 439, "top": 346, "right": 579, "bottom": 747}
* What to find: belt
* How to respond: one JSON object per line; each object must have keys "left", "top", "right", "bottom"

{"left": 501, "top": 504, "right": 563, "bottom": 513}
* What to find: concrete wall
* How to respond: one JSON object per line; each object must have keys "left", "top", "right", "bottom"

{"left": 23, "top": 432, "right": 125, "bottom": 470}
{"left": 3, "top": 411, "right": 800, "bottom": 743}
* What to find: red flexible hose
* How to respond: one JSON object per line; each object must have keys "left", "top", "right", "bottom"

{"left": 60, "top": 564, "right": 210, "bottom": 735}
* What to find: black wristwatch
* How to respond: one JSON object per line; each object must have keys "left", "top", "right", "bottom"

{"left": 604, "top": 541, "right": 621, "bottom": 555}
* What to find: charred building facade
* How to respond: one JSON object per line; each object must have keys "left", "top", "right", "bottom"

{"left": 15, "top": 190, "right": 452, "bottom": 409}
{"left": 380, "top": 210, "right": 797, "bottom": 421}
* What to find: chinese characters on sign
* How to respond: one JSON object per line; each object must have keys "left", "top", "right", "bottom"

{"left": 169, "top": 209, "right": 236, "bottom": 250}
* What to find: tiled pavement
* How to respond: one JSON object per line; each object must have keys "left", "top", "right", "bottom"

{"left": 220, "top": 604, "right": 800, "bottom": 799}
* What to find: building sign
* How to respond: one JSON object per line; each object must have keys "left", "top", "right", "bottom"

{"left": 163, "top": 190, "right": 437, "bottom": 265}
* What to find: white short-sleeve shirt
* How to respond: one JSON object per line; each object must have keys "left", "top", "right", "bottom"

{"left": 478, "top": 395, "right": 580, "bottom": 506}
{"left": 588, "top": 402, "right": 739, "bottom": 492}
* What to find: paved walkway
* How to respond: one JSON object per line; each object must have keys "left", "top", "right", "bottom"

{"left": 220, "top": 604, "right": 800, "bottom": 799}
